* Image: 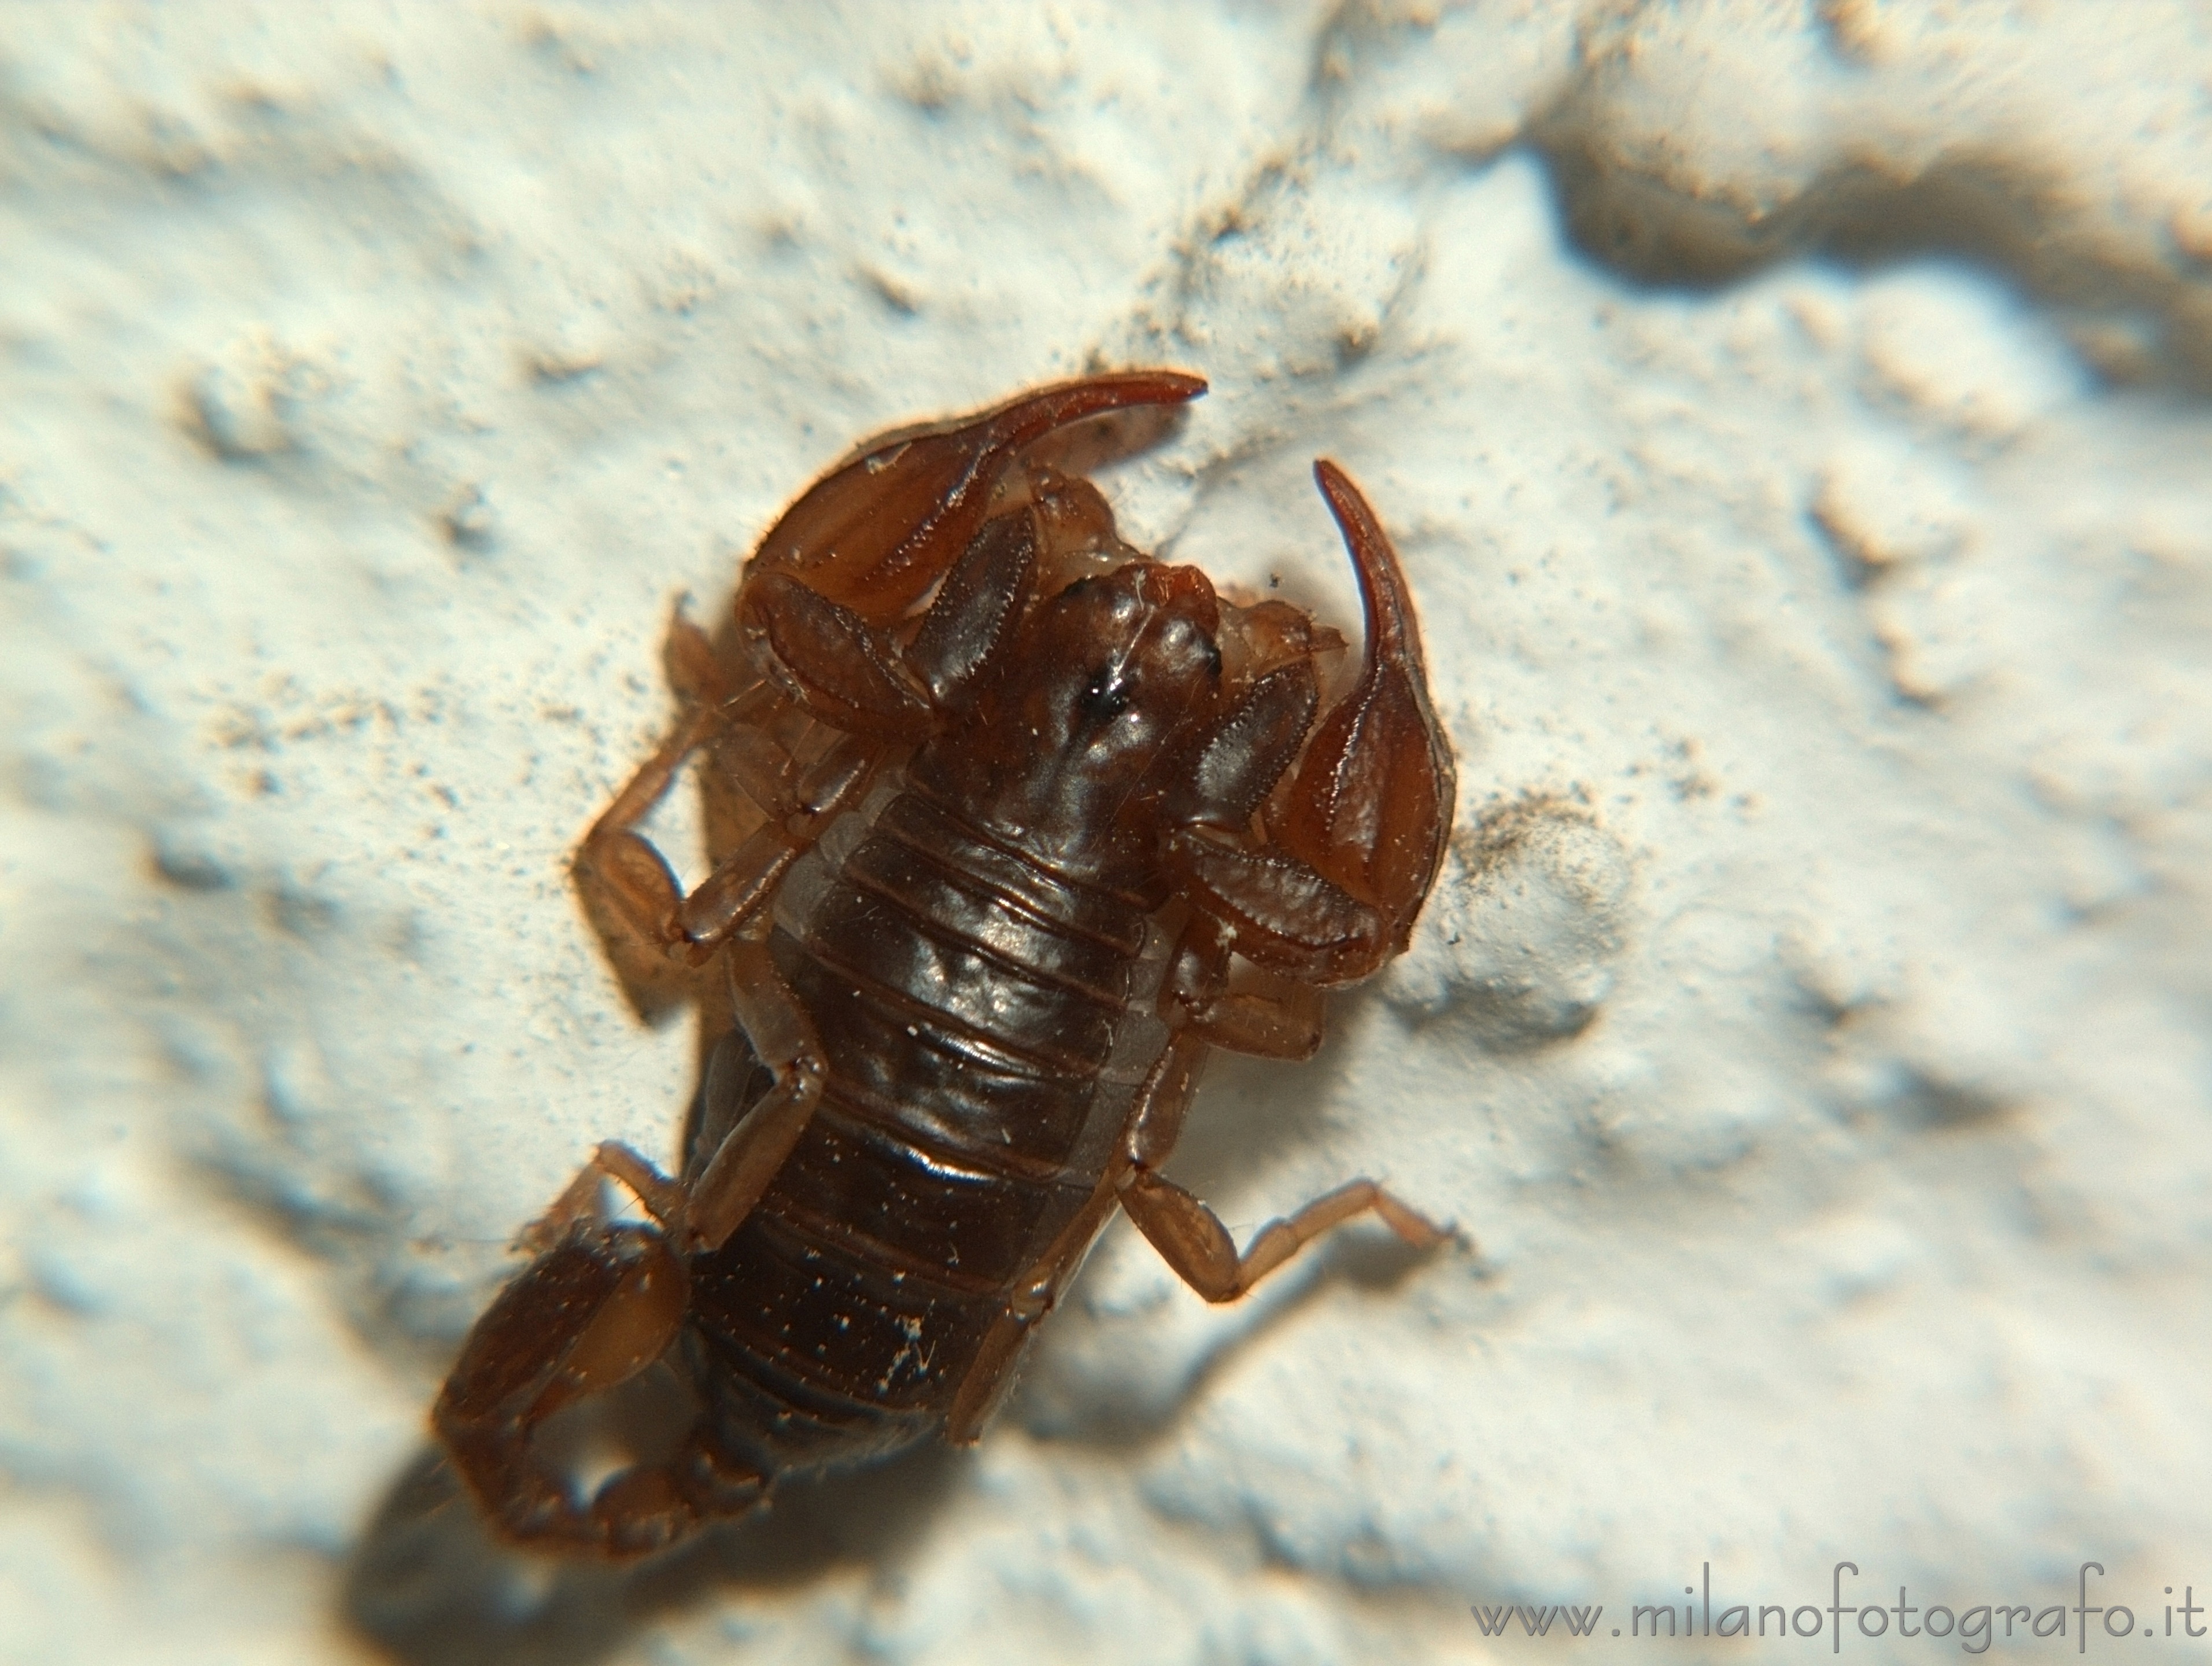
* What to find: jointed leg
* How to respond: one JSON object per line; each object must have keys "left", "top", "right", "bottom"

{"left": 574, "top": 609, "right": 787, "bottom": 959}
{"left": 577, "top": 652, "right": 881, "bottom": 967}
{"left": 1184, "top": 981, "right": 1325, "bottom": 1058}
{"left": 1164, "top": 913, "right": 1326, "bottom": 1060}
{"left": 514, "top": 1139, "right": 686, "bottom": 1257}
{"left": 575, "top": 696, "right": 727, "bottom": 954}
{"left": 666, "top": 731, "right": 877, "bottom": 952}
{"left": 1118, "top": 976, "right": 1454, "bottom": 1304}
{"left": 679, "top": 931, "right": 828, "bottom": 1252}
{"left": 1119, "top": 1169, "right": 1452, "bottom": 1304}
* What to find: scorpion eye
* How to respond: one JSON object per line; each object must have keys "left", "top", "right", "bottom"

{"left": 1079, "top": 667, "right": 1132, "bottom": 723}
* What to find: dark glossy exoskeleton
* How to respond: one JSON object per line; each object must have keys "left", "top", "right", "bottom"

{"left": 434, "top": 373, "right": 1458, "bottom": 1557}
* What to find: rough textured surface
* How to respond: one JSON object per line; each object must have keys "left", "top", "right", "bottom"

{"left": 3, "top": 5, "right": 2209, "bottom": 1663}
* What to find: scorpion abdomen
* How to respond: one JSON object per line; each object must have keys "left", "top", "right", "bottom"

{"left": 682, "top": 785, "right": 1165, "bottom": 1477}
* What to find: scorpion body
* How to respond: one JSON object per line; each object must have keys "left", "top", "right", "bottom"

{"left": 434, "top": 373, "right": 1457, "bottom": 1556}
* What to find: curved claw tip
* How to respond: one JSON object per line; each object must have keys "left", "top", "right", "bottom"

{"left": 1310, "top": 458, "right": 1416, "bottom": 664}
{"left": 1309, "top": 460, "right": 1368, "bottom": 552}
{"left": 1076, "top": 368, "right": 1206, "bottom": 408}
{"left": 1310, "top": 458, "right": 1367, "bottom": 524}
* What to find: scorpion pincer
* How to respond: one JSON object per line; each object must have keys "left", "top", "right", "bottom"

{"left": 433, "top": 371, "right": 1459, "bottom": 1557}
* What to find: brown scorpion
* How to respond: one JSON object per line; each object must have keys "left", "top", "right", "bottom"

{"left": 433, "top": 371, "right": 1457, "bottom": 1556}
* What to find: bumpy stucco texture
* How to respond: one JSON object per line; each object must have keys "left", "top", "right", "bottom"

{"left": 3, "top": 5, "right": 2209, "bottom": 1663}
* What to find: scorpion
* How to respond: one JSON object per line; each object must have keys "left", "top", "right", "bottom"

{"left": 433, "top": 371, "right": 1458, "bottom": 1556}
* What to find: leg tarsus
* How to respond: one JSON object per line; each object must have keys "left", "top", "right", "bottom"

{"left": 1119, "top": 1167, "right": 1454, "bottom": 1304}
{"left": 514, "top": 1141, "right": 682, "bottom": 1255}
{"left": 573, "top": 696, "right": 734, "bottom": 982}
{"left": 667, "top": 733, "right": 878, "bottom": 952}
{"left": 591, "top": 1141, "right": 686, "bottom": 1228}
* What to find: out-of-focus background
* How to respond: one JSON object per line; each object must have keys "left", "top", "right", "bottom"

{"left": 4, "top": 5, "right": 2209, "bottom": 1663}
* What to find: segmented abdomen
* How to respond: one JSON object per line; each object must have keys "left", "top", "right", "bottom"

{"left": 684, "top": 788, "right": 1161, "bottom": 1475}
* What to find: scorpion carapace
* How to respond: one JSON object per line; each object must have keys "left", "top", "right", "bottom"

{"left": 434, "top": 372, "right": 1459, "bottom": 1557}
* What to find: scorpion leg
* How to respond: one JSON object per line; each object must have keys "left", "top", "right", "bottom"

{"left": 1117, "top": 982, "right": 1453, "bottom": 1306}
{"left": 1182, "top": 979, "right": 1325, "bottom": 1060}
{"left": 512, "top": 1138, "right": 684, "bottom": 1258}
{"left": 666, "top": 731, "right": 880, "bottom": 953}
{"left": 576, "top": 654, "right": 884, "bottom": 968}
{"left": 1129, "top": 463, "right": 1459, "bottom": 1299}
{"left": 1118, "top": 1168, "right": 1453, "bottom": 1304}
{"left": 573, "top": 607, "right": 791, "bottom": 970}
{"left": 1161, "top": 912, "right": 1326, "bottom": 1061}
{"left": 680, "top": 931, "right": 829, "bottom": 1252}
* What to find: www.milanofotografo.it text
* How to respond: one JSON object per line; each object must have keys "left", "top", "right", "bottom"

{"left": 1470, "top": 1563, "right": 2206, "bottom": 1653}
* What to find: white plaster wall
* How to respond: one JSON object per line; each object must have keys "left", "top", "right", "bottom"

{"left": 3, "top": 5, "right": 2209, "bottom": 1663}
